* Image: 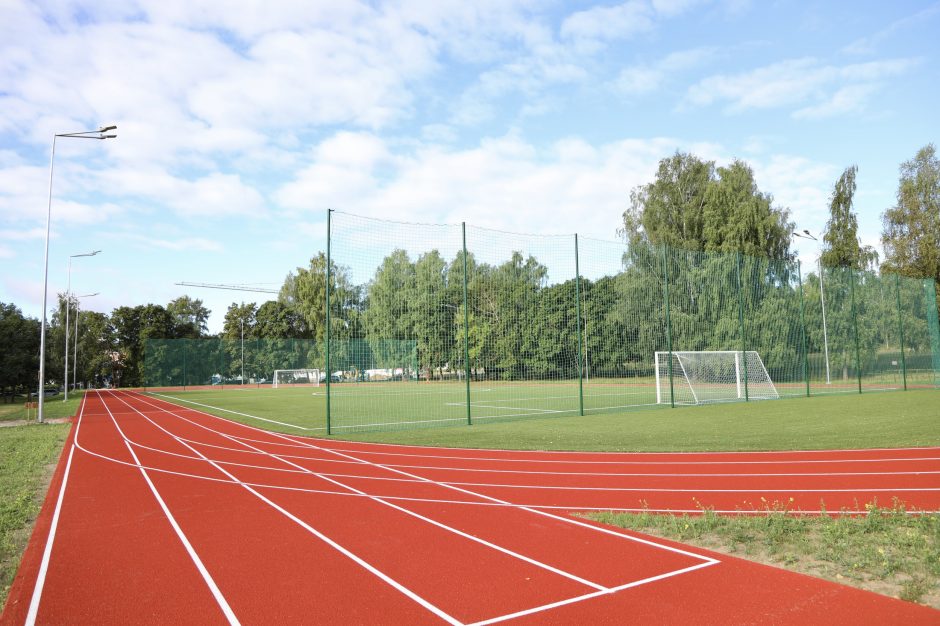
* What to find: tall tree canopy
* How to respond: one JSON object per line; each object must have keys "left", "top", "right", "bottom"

{"left": 703, "top": 160, "right": 793, "bottom": 259}
{"left": 254, "top": 300, "right": 309, "bottom": 338}
{"left": 622, "top": 152, "right": 713, "bottom": 251}
{"left": 280, "top": 252, "right": 359, "bottom": 343}
{"left": 167, "top": 296, "right": 211, "bottom": 338}
{"left": 882, "top": 144, "right": 940, "bottom": 303}
{"left": 0, "top": 302, "right": 40, "bottom": 400}
{"left": 622, "top": 152, "right": 793, "bottom": 259}
{"left": 821, "top": 165, "right": 877, "bottom": 270}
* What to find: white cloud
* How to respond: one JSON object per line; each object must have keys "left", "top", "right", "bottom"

{"left": 843, "top": 3, "right": 940, "bottom": 56}
{"left": 0, "top": 228, "right": 47, "bottom": 241}
{"left": 652, "top": 0, "right": 709, "bottom": 18}
{"left": 613, "top": 47, "right": 718, "bottom": 96}
{"left": 792, "top": 83, "right": 880, "bottom": 120}
{"left": 751, "top": 154, "right": 836, "bottom": 238}
{"left": 561, "top": 1, "right": 655, "bottom": 50}
{"left": 277, "top": 131, "right": 697, "bottom": 238}
{"left": 120, "top": 233, "right": 224, "bottom": 252}
{"left": 684, "top": 57, "right": 919, "bottom": 117}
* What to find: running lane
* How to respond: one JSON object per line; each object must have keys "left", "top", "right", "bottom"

{"left": 3, "top": 390, "right": 938, "bottom": 625}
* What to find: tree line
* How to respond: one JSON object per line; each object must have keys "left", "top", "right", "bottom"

{"left": 3, "top": 144, "right": 937, "bottom": 394}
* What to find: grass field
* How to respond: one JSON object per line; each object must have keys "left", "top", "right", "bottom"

{"left": 0, "top": 423, "right": 70, "bottom": 601}
{"left": 149, "top": 385, "right": 940, "bottom": 452}
{"left": 0, "top": 392, "right": 85, "bottom": 423}
{"left": 584, "top": 503, "right": 940, "bottom": 608}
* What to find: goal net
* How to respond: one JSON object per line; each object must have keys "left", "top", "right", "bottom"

{"left": 272, "top": 369, "right": 322, "bottom": 388}
{"left": 655, "top": 351, "right": 778, "bottom": 405}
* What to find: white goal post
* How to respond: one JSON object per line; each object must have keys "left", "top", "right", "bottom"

{"left": 272, "top": 369, "right": 322, "bottom": 388}
{"left": 655, "top": 351, "right": 778, "bottom": 405}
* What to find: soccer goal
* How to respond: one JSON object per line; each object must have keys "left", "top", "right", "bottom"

{"left": 272, "top": 369, "right": 322, "bottom": 388}
{"left": 655, "top": 351, "right": 778, "bottom": 405}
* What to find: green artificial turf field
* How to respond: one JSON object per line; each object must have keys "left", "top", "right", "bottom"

{"left": 147, "top": 385, "right": 940, "bottom": 452}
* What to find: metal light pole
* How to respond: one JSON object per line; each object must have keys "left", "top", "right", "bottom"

{"left": 794, "top": 230, "right": 830, "bottom": 384}
{"left": 37, "top": 125, "right": 116, "bottom": 423}
{"left": 73, "top": 292, "right": 99, "bottom": 394}
{"left": 64, "top": 250, "right": 100, "bottom": 401}
{"left": 240, "top": 314, "right": 245, "bottom": 386}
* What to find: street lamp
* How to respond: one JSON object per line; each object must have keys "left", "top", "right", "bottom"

{"left": 64, "top": 250, "right": 101, "bottom": 401}
{"left": 72, "top": 292, "right": 99, "bottom": 394}
{"left": 37, "top": 125, "right": 117, "bottom": 423}
{"left": 793, "top": 230, "right": 830, "bottom": 384}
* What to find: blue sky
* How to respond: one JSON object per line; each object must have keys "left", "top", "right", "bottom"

{"left": 1, "top": 0, "right": 938, "bottom": 333}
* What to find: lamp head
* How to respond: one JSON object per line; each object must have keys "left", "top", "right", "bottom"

{"left": 98, "top": 124, "right": 117, "bottom": 133}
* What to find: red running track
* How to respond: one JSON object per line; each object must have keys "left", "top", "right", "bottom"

{"left": 3, "top": 390, "right": 939, "bottom": 625}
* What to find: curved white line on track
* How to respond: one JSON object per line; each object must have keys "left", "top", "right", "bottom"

{"left": 120, "top": 393, "right": 612, "bottom": 593}
{"left": 88, "top": 426, "right": 940, "bottom": 481}
{"left": 148, "top": 392, "right": 940, "bottom": 460}
{"left": 93, "top": 391, "right": 241, "bottom": 625}
{"left": 127, "top": 391, "right": 731, "bottom": 622}
{"left": 90, "top": 391, "right": 940, "bottom": 514}
{"left": 101, "top": 391, "right": 465, "bottom": 625}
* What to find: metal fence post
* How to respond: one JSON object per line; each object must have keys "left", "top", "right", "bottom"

{"left": 326, "top": 209, "right": 333, "bottom": 434}
{"left": 797, "top": 261, "right": 811, "bottom": 397}
{"left": 735, "top": 252, "right": 750, "bottom": 401}
{"left": 849, "top": 269, "right": 863, "bottom": 394}
{"left": 661, "top": 244, "right": 675, "bottom": 408}
{"left": 462, "top": 223, "right": 472, "bottom": 426}
{"left": 895, "top": 273, "right": 908, "bottom": 391}
{"left": 574, "top": 234, "right": 584, "bottom": 416}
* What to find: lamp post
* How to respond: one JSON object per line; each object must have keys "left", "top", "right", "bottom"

{"left": 72, "top": 292, "right": 99, "bottom": 394}
{"left": 793, "top": 230, "right": 830, "bottom": 385}
{"left": 37, "top": 125, "right": 116, "bottom": 423}
{"left": 64, "top": 250, "right": 101, "bottom": 401}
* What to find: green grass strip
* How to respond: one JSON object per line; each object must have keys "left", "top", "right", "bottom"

{"left": 0, "top": 393, "right": 85, "bottom": 423}
{"left": 584, "top": 501, "right": 940, "bottom": 608}
{"left": 0, "top": 423, "right": 70, "bottom": 602}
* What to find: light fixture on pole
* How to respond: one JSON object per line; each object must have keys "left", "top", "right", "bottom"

{"left": 72, "top": 292, "right": 99, "bottom": 394}
{"left": 793, "top": 229, "right": 830, "bottom": 384}
{"left": 64, "top": 250, "right": 101, "bottom": 401}
{"left": 38, "top": 125, "right": 117, "bottom": 423}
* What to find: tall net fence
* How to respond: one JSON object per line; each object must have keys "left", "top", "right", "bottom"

{"left": 143, "top": 337, "right": 324, "bottom": 388}
{"left": 142, "top": 211, "right": 940, "bottom": 433}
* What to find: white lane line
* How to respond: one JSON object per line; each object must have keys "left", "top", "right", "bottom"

{"left": 63, "top": 438, "right": 940, "bottom": 512}
{"left": 90, "top": 414, "right": 940, "bottom": 481}
{"left": 75, "top": 394, "right": 940, "bottom": 509}
{"left": 145, "top": 393, "right": 940, "bottom": 467}
{"left": 313, "top": 444, "right": 722, "bottom": 564}
{"left": 128, "top": 394, "right": 610, "bottom": 592}
{"left": 149, "top": 392, "right": 324, "bottom": 432}
{"left": 136, "top": 393, "right": 719, "bottom": 563}
{"left": 24, "top": 437, "right": 77, "bottom": 626}
{"left": 312, "top": 447, "right": 940, "bottom": 466}
{"left": 95, "top": 391, "right": 241, "bottom": 626}
{"left": 468, "top": 560, "right": 718, "bottom": 626}
{"left": 213, "top": 416, "right": 723, "bottom": 623}
{"left": 70, "top": 428, "right": 940, "bottom": 492}
{"left": 106, "top": 391, "right": 463, "bottom": 626}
